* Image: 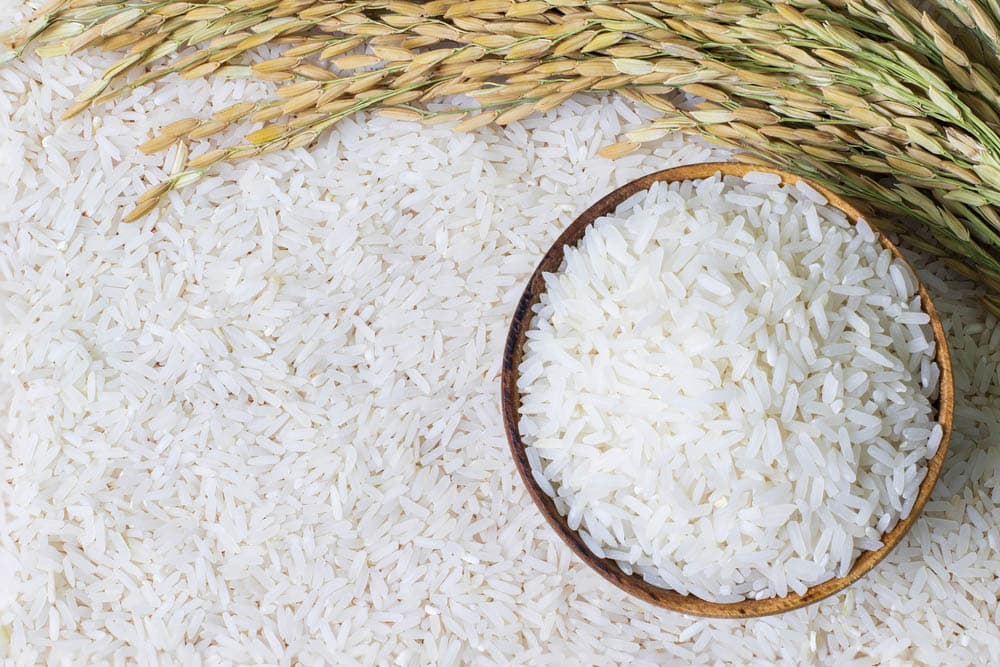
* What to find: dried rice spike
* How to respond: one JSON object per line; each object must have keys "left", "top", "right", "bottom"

{"left": 506, "top": 1, "right": 549, "bottom": 18}
{"left": 451, "top": 110, "right": 499, "bottom": 132}
{"left": 581, "top": 32, "right": 624, "bottom": 52}
{"left": 494, "top": 104, "right": 535, "bottom": 124}
{"left": 288, "top": 111, "right": 329, "bottom": 129}
{"left": 421, "top": 111, "right": 466, "bottom": 126}
{"left": 375, "top": 106, "right": 426, "bottom": 121}
{"left": 252, "top": 56, "right": 300, "bottom": 75}
{"left": 180, "top": 62, "right": 219, "bottom": 79}
{"left": 308, "top": 96, "right": 353, "bottom": 115}
{"left": 8, "top": 0, "right": 1000, "bottom": 289}
{"left": 246, "top": 125, "right": 288, "bottom": 145}
{"left": 533, "top": 91, "right": 573, "bottom": 112}
{"left": 161, "top": 119, "right": 202, "bottom": 139}
{"left": 187, "top": 120, "right": 230, "bottom": 141}
{"left": 61, "top": 99, "right": 93, "bottom": 120}
{"left": 139, "top": 134, "right": 180, "bottom": 155}
{"left": 285, "top": 130, "right": 319, "bottom": 150}
{"left": 276, "top": 81, "right": 321, "bottom": 99}
{"left": 253, "top": 70, "right": 296, "bottom": 82}
{"left": 293, "top": 64, "right": 337, "bottom": 81}
{"left": 187, "top": 148, "right": 228, "bottom": 170}
{"left": 123, "top": 196, "right": 161, "bottom": 223}
{"left": 332, "top": 54, "right": 381, "bottom": 70}
{"left": 445, "top": 0, "right": 511, "bottom": 18}
{"left": 371, "top": 45, "right": 414, "bottom": 62}
{"left": 253, "top": 106, "right": 286, "bottom": 123}
{"left": 597, "top": 140, "right": 640, "bottom": 159}
{"left": 505, "top": 38, "right": 551, "bottom": 60}
{"left": 282, "top": 90, "right": 323, "bottom": 114}
{"left": 135, "top": 181, "right": 172, "bottom": 206}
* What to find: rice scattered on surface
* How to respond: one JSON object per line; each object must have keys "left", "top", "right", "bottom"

{"left": 518, "top": 176, "right": 939, "bottom": 602}
{"left": 2, "top": 2, "right": 1000, "bottom": 662}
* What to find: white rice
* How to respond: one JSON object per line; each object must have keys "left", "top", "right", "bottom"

{"left": 2, "top": 1, "right": 1000, "bottom": 662}
{"left": 518, "top": 175, "right": 940, "bottom": 602}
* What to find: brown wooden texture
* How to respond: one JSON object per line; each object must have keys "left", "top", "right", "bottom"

{"left": 500, "top": 162, "right": 955, "bottom": 618}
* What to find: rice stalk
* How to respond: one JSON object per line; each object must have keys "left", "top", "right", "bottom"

{"left": 5, "top": 0, "right": 1000, "bottom": 299}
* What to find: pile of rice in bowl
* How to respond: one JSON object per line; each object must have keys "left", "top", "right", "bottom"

{"left": 517, "top": 171, "right": 944, "bottom": 603}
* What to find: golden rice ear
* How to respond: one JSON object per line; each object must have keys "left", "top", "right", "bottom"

{"left": 451, "top": 110, "right": 498, "bottom": 133}
{"left": 123, "top": 196, "right": 160, "bottom": 223}
{"left": 139, "top": 134, "right": 178, "bottom": 155}
{"left": 5, "top": 0, "right": 997, "bottom": 289}
{"left": 597, "top": 141, "right": 640, "bottom": 159}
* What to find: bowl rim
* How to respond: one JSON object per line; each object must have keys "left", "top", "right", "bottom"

{"left": 500, "top": 161, "right": 955, "bottom": 618}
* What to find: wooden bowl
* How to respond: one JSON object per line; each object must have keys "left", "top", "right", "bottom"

{"left": 500, "top": 162, "right": 954, "bottom": 618}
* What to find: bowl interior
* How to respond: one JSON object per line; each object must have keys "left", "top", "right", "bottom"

{"left": 500, "top": 162, "right": 954, "bottom": 618}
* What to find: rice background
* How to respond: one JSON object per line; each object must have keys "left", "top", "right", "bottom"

{"left": 2, "top": 2, "right": 1000, "bottom": 664}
